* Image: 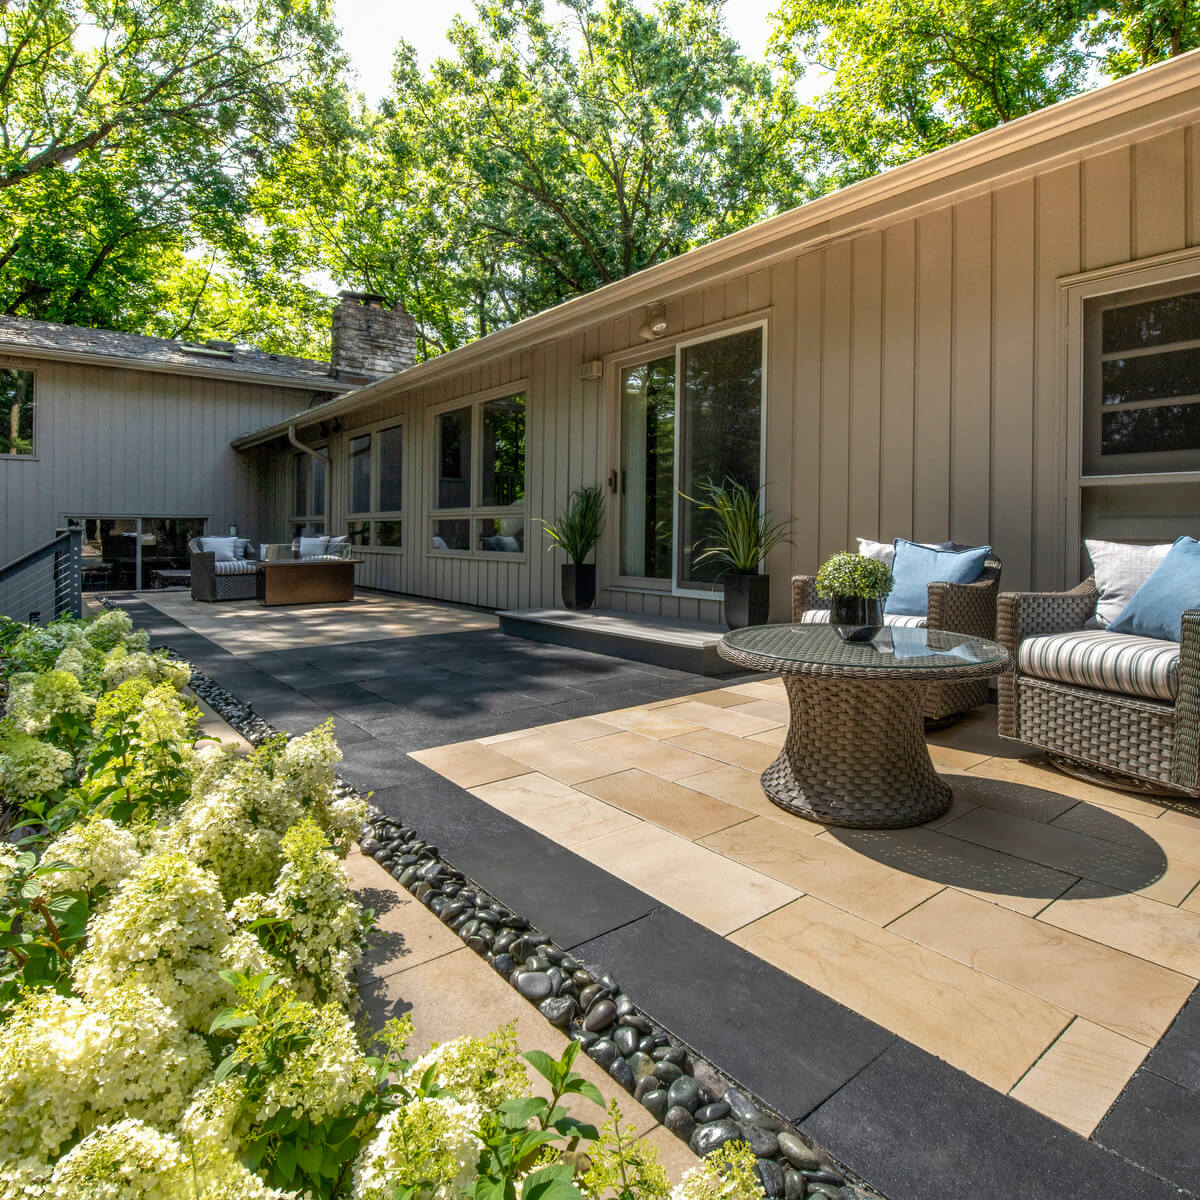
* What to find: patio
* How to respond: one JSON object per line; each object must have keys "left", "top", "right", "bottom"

{"left": 118, "top": 589, "right": 1200, "bottom": 1199}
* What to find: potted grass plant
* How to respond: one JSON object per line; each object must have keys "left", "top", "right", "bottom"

{"left": 682, "top": 479, "right": 794, "bottom": 629}
{"left": 816, "top": 551, "right": 894, "bottom": 641}
{"left": 540, "top": 485, "right": 605, "bottom": 610}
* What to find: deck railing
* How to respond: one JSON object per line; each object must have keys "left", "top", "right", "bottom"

{"left": 0, "top": 528, "right": 84, "bottom": 625}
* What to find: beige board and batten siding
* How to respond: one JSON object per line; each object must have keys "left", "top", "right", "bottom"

{"left": 0, "top": 355, "right": 318, "bottom": 567}
{"left": 254, "top": 75, "right": 1200, "bottom": 619}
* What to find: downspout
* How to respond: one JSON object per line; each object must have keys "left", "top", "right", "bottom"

{"left": 287, "top": 425, "right": 330, "bottom": 463}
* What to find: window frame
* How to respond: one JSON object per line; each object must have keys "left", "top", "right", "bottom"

{"left": 289, "top": 443, "right": 328, "bottom": 538}
{"left": 0, "top": 365, "right": 36, "bottom": 460}
{"left": 427, "top": 382, "right": 529, "bottom": 561}
{"left": 604, "top": 316, "right": 769, "bottom": 600}
{"left": 343, "top": 418, "right": 405, "bottom": 554}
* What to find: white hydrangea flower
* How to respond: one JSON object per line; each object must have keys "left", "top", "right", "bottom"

{"left": 82, "top": 608, "right": 141, "bottom": 653}
{"left": 0, "top": 844, "right": 21, "bottom": 888}
{"left": 351, "top": 1096, "right": 482, "bottom": 1200}
{"left": 73, "top": 852, "right": 239, "bottom": 1030}
{"left": 275, "top": 721, "right": 342, "bottom": 807}
{"left": 0, "top": 987, "right": 210, "bottom": 1165}
{"left": 669, "top": 1143, "right": 762, "bottom": 1200}
{"left": 43, "top": 817, "right": 141, "bottom": 896}
{"left": 325, "top": 793, "right": 369, "bottom": 853}
{"left": 0, "top": 726, "right": 71, "bottom": 800}
{"left": 409, "top": 1025, "right": 529, "bottom": 1109}
{"left": 100, "top": 647, "right": 191, "bottom": 692}
{"left": 5, "top": 669, "right": 94, "bottom": 734}
{"left": 46, "top": 1119, "right": 191, "bottom": 1199}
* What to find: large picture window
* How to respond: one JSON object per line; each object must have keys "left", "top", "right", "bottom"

{"left": 618, "top": 324, "right": 764, "bottom": 595}
{"left": 430, "top": 392, "right": 526, "bottom": 555}
{"left": 291, "top": 446, "right": 327, "bottom": 537}
{"left": 1084, "top": 282, "right": 1200, "bottom": 475}
{"left": 1, "top": 368, "right": 34, "bottom": 457}
{"left": 344, "top": 421, "right": 404, "bottom": 550}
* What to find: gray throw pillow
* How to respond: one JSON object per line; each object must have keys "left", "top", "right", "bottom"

{"left": 1085, "top": 539, "right": 1173, "bottom": 628}
{"left": 198, "top": 536, "right": 238, "bottom": 563}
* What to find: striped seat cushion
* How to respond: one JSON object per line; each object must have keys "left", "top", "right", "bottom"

{"left": 212, "top": 560, "right": 260, "bottom": 576}
{"left": 1018, "top": 630, "right": 1180, "bottom": 703}
{"left": 800, "top": 610, "right": 928, "bottom": 629}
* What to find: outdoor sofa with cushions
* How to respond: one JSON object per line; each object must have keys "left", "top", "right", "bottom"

{"left": 996, "top": 538, "right": 1200, "bottom": 797}
{"left": 792, "top": 538, "right": 1004, "bottom": 724}
{"left": 188, "top": 536, "right": 260, "bottom": 602}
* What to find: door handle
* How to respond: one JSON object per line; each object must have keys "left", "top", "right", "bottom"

{"left": 607, "top": 470, "right": 618, "bottom": 492}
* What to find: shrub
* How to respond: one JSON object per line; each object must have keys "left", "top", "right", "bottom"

{"left": 410, "top": 1023, "right": 529, "bottom": 1110}
{"left": 0, "top": 724, "right": 71, "bottom": 801}
{"left": 815, "top": 551, "right": 894, "bottom": 601}
{"left": 42, "top": 816, "right": 143, "bottom": 898}
{"left": 4, "top": 669, "right": 94, "bottom": 735}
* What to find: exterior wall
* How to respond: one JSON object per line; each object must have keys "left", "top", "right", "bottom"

{"left": 250, "top": 117, "right": 1200, "bottom": 621}
{"left": 0, "top": 356, "right": 323, "bottom": 568}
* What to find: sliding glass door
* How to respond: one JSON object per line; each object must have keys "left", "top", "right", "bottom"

{"left": 616, "top": 323, "right": 765, "bottom": 596}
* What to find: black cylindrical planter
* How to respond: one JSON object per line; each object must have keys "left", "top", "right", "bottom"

{"left": 561, "top": 563, "right": 596, "bottom": 610}
{"left": 830, "top": 594, "right": 884, "bottom": 642}
{"left": 723, "top": 573, "right": 770, "bottom": 630}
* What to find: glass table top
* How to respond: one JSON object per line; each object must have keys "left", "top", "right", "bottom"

{"left": 721, "top": 623, "right": 1010, "bottom": 672}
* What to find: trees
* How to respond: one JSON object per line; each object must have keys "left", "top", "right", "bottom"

{"left": 319, "top": 0, "right": 792, "bottom": 355}
{"left": 0, "top": 0, "right": 344, "bottom": 354}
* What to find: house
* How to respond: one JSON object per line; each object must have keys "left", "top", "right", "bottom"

{"left": 0, "top": 296, "right": 415, "bottom": 594}
{"left": 232, "top": 50, "right": 1200, "bottom": 625}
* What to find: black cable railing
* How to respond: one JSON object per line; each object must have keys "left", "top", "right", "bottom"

{"left": 0, "top": 528, "right": 84, "bottom": 625}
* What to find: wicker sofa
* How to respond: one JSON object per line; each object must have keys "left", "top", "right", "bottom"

{"left": 188, "top": 538, "right": 260, "bottom": 602}
{"left": 996, "top": 578, "right": 1200, "bottom": 797}
{"left": 791, "top": 548, "right": 1004, "bottom": 724}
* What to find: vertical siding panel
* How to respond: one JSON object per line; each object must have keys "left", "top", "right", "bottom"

{"left": 1083, "top": 146, "right": 1132, "bottom": 270}
{"left": 848, "top": 233, "right": 883, "bottom": 544}
{"left": 766, "top": 260, "right": 795, "bottom": 621}
{"left": 791, "top": 253, "right": 823, "bottom": 576}
{"left": 819, "top": 242, "right": 851, "bottom": 560}
{"left": 914, "top": 209, "right": 953, "bottom": 541}
{"left": 880, "top": 222, "right": 916, "bottom": 538}
{"left": 747, "top": 268, "right": 771, "bottom": 313}
{"left": 951, "top": 195, "right": 993, "bottom": 545}
{"left": 992, "top": 179, "right": 1037, "bottom": 591}
{"left": 1134, "top": 128, "right": 1186, "bottom": 259}
{"left": 725, "top": 274, "right": 749, "bottom": 319}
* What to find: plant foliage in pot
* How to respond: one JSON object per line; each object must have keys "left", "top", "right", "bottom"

{"left": 682, "top": 478, "right": 794, "bottom": 630}
{"left": 815, "top": 552, "right": 894, "bottom": 641}
{"left": 540, "top": 485, "right": 605, "bottom": 610}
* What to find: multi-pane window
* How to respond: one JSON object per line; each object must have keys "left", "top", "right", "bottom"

{"left": 431, "top": 393, "right": 526, "bottom": 555}
{"left": 1085, "top": 285, "right": 1200, "bottom": 475}
{"left": 345, "top": 422, "right": 404, "bottom": 549}
{"left": 1, "top": 369, "right": 34, "bottom": 457}
{"left": 291, "top": 446, "right": 327, "bottom": 537}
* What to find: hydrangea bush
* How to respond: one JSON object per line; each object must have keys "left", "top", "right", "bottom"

{"left": 0, "top": 612, "right": 763, "bottom": 1200}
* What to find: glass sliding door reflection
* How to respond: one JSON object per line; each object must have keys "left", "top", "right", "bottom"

{"left": 70, "top": 516, "right": 205, "bottom": 590}
{"left": 619, "top": 355, "right": 675, "bottom": 580}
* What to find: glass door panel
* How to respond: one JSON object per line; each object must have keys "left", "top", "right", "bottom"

{"left": 677, "top": 327, "right": 764, "bottom": 589}
{"left": 619, "top": 356, "right": 675, "bottom": 580}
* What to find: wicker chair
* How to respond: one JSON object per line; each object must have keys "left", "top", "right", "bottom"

{"left": 996, "top": 579, "right": 1200, "bottom": 797}
{"left": 188, "top": 538, "right": 260, "bottom": 603}
{"left": 791, "top": 550, "right": 1004, "bottom": 724}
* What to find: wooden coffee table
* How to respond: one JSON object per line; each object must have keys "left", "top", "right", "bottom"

{"left": 256, "top": 558, "right": 362, "bottom": 606}
{"left": 719, "top": 624, "right": 1011, "bottom": 828}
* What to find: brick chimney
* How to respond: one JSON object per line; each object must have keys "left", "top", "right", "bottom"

{"left": 330, "top": 291, "right": 418, "bottom": 381}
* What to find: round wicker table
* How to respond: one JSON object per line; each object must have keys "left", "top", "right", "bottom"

{"left": 719, "top": 624, "right": 1011, "bottom": 829}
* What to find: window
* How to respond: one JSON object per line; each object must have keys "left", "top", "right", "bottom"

{"left": 1084, "top": 283, "right": 1200, "bottom": 475}
{"left": 70, "top": 516, "right": 205, "bottom": 591}
{"left": 1, "top": 369, "right": 34, "bottom": 457}
{"left": 617, "top": 325, "right": 764, "bottom": 594}
{"left": 344, "top": 422, "right": 404, "bottom": 549}
{"left": 430, "top": 392, "right": 526, "bottom": 555}
{"left": 291, "top": 446, "right": 327, "bottom": 536}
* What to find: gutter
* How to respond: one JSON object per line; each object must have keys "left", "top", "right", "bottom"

{"left": 233, "top": 49, "right": 1200, "bottom": 452}
{"left": 288, "top": 424, "right": 331, "bottom": 463}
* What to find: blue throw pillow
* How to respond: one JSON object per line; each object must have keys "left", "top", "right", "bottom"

{"left": 1108, "top": 536, "right": 1200, "bottom": 642}
{"left": 885, "top": 539, "right": 991, "bottom": 617}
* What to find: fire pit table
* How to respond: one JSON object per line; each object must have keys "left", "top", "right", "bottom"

{"left": 719, "top": 623, "right": 1011, "bottom": 828}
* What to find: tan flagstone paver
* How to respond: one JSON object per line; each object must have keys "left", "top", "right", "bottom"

{"left": 579, "top": 730, "right": 720, "bottom": 781}
{"left": 655, "top": 698, "right": 782, "bottom": 737}
{"left": 748, "top": 728, "right": 786, "bottom": 749}
{"left": 409, "top": 741, "right": 529, "bottom": 788}
{"left": 1008, "top": 1018, "right": 1149, "bottom": 1137}
{"left": 573, "top": 822, "right": 800, "bottom": 935}
{"left": 888, "top": 888, "right": 1194, "bottom": 1045}
{"left": 681, "top": 763, "right": 803, "bottom": 822}
{"left": 730, "top": 895, "right": 1073, "bottom": 1092}
{"left": 1038, "top": 880, "right": 1200, "bottom": 978}
{"left": 592, "top": 706, "right": 705, "bottom": 739}
{"left": 950, "top": 768, "right": 1080, "bottom": 824}
{"left": 722, "top": 697, "right": 790, "bottom": 725}
{"left": 701, "top": 817, "right": 945, "bottom": 926}
{"left": 664, "top": 687, "right": 759, "bottom": 708}
{"left": 485, "top": 732, "right": 631, "bottom": 785}
{"left": 534, "top": 716, "right": 621, "bottom": 741}
{"left": 666, "top": 728, "right": 778, "bottom": 772}
{"left": 1052, "top": 801, "right": 1200, "bottom": 872}
{"left": 469, "top": 772, "right": 643, "bottom": 847}
{"left": 577, "top": 768, "right": 752, "bottom": 840}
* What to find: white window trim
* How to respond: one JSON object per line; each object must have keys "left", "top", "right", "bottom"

{"left": 344, "top": 418, "right": 405, "bottom": 554}
{"left": 603, "top": 314, "right": 770, "bottom": 600}
{"left": 427, "top": 380, "right": 529, "bottom": 561}
{"left": 1062, "top": 247, "right": 1200, "bottom": 578}
{"left": 0, "top": 365, "right": 37, "bottom": 461}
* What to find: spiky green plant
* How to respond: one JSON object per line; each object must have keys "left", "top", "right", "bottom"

{"left": 816, "top": 552, "right": 894, "bottom": 600}
{"left": 680, "top": 478, "right": 794, "bottom": 575}
{"left": 539, "top": 485, "right": 605, "bottom": 564}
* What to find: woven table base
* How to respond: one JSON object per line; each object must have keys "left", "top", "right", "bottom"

{"left": 764, "top": 674, "right": 953, "bottom": 829}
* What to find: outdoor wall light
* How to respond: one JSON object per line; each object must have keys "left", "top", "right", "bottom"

{"left": 637, "top": 302, "right": 669, "bottom": 340}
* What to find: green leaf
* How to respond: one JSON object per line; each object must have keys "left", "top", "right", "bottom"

{"left": 496, "top": 1097, "right": 547, "bottom": 1129}
{"left": 275, "top": 1140, "right": 297, "bottom": 1182}
{"left": 522, "top": 1049, "right": 562, "bottom": 1088}
{"left": 551, "top": 1117, "right": 599, "bottom": 1141}
{"left": 213, "top": 1053, "right": 240, "bottom": 1084}
{"left": 560, "top": 1077, "right": 605, "bottom": 1107}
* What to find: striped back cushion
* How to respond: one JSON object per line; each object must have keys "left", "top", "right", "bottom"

{"left": 798, "top": 610, "right": 928, "bottom": 629}
{"left": 1018, "top": 630, "right": 1180, "bottom": 703}
{"left": 212, "top": 560, "right": 260, "bottom": 576}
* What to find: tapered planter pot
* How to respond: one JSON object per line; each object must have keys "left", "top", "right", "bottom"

{"left": 723, "top": 572, "right": 770, "bottom": 630}
{"left": 830, "top": 594, "right": 884, "bottom": 642}
{"left": 561, "top": 563, "right": 596, "bottom": 610}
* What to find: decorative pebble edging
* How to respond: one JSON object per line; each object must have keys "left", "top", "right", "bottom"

{"left": 173, "top": 642, "right": 878, "bottom": 1200}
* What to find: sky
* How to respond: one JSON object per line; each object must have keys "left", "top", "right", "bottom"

{"left": 332, "top": 0, "right": 786, "bottom": 103}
